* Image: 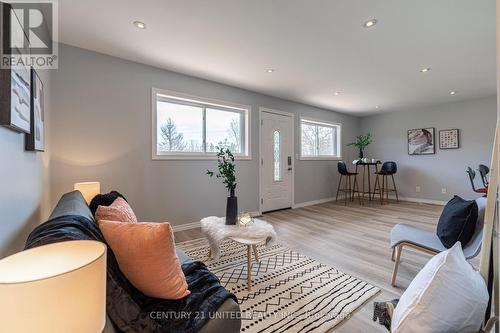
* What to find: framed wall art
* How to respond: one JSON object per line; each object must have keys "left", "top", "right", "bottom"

{"left": 0, "top": 2, "right": 31, "bottom": 133}
{"left": 25, "top": 69, "right": 44, "bottom": 151}
{"left": 439, "top": 129, "right": 459, "bottom": 149}
{"left": 408, "top": 128, "right": 435, "bottom": 155}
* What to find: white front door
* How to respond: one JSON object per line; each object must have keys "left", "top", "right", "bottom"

{"left": 260, "top": 110, "right": 293, "bottom": 212}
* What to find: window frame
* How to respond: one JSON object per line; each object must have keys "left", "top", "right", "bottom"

{"left": 152, "top": 88, "right": 251, "bottom": 160}
{"left": 299, "top": 117, "right": 342, "bottom": 160}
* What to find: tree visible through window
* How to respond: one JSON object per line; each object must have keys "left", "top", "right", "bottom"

{"left": 206, "top": 108, "right": 241, "bottom": 153}
{"left": 300, "top": 119, "right": 341, "bottom": 158}
{"left": 153, "top": 90, "right": 249, "bottom": 158}
{"left": 156, "top": 101, "right": 203, "bottom": 153}
{"left": 159, "top": 118, "right": 187, "bottom": 151}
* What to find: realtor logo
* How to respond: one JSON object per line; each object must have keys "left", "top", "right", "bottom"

{"left": 1, "top": 0, "right": 58, "bottom": 69}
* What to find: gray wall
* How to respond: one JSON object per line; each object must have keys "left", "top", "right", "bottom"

{"left": 49, "top": 44, "right": 360, "bottom": 226}
{"left": 360, "top": 96, "right": 497, "bottom": 202}
{"left": 2, "top": 44, "right": 491, "bottom": 254}
{"left": 0, "top": 69, "right": 52, "bottom": 258}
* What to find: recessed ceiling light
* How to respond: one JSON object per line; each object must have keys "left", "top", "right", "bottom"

{"left": 334, "top": 91, "right": 341, "bottom": 96}
{"left": 420, "top": 67, "right": 431, "bottom": 73}
{"left": 133, "top": 21, "right": 146, "bottom": 29}
{"left": 266, "top": 68, "right": 275, "bottom": 73}
{"left": 450, "top": 91, "right": 457, "bottom": 95}
{"left": 363, "top": 19, "right": 378, "bottom": 28}
{"left": 375, "top": 106, "right": 380, "bottom": 109}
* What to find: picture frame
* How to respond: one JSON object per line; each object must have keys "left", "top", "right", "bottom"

{"left": 0, "top": 3, "right": 31, "bottom": 133}
{"left": 25, "top": 69, "right": 44, "bottom": 151}
{"left": 439, "top": 129, "right": 459, "bottom": 149}
{"left": 408, "top": 127, "right": 435, "bottom": 155}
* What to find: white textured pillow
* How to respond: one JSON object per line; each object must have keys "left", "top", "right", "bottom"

{"left": 392, "top": 242, "right": 488, "bottom": 333}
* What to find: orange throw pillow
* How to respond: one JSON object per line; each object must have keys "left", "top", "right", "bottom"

{"left": 95, "top": 197, "right": 138, "bottom": 223}
{"left": 98, "top": 220, "right": 190, "bottom": 299}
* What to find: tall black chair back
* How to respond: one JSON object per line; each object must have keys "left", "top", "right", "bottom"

{"left": 336, "top": 161, "right": 360, "bottom": 204}
{"left": 478, "top": 164, "right": 489, "bottom": 187}
{"left": 374, "top": 161, "right": 399, "bottom": 203}
{"left": 337, "top": 161, "right": 349, "bottom": 175}
{"left": 381, "top": 161, "right": 397, "bottom": 174}
{"left": 466, "top": 167, "right": 477, "bottom": 191}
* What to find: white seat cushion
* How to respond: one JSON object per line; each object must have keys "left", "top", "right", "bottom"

{"left": 392, "top": 242, "right": 488, "bottom": 333}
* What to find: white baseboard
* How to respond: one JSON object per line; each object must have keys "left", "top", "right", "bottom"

{"left": 172, "top": 221, "right": 201, "bottom": 232}
{"left": 292, "top": 195, "right": 445, "bottom": 208}
{"left": 393, "top": 196, "right": 446, "bottom": 206}
{"left": 172, "top": 211, "right": 261, "bottom": 232}
{"left": 293, "top": 197, "right": 336, "bottom": 209}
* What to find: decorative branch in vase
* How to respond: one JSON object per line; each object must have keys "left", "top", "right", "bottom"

{"left": 347, "top": 133, "right": 373, "bottom": 159}
{"left": 206, "top": 147, "right": 238, "bottom": 225}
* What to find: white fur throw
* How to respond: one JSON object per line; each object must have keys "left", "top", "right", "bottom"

{"left": 200, "top": 216, "right": 277, "bottom": 260}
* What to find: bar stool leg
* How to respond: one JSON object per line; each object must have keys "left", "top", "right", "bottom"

{"left": 392, "top": 174, "right": 399, "bottom": 201}
{"left": 346, "top": 175, "right": 351, "bottom": 205}
{"left": 385, "top": 175, "right": 389, "bottom": 201}
{"left": 336, "top": 174, "right": 343, "bottom": 201}
{"left": 361, "top": 165, "right": 366, "bottom": 205}
{"left": 348, "top": 175, "right": 352, "bottom": 202}
{"left": 350, "top": 175, "right": 355, "bottom": 202}
{"left": 367, "top": 166, "right": 372, "bottom": 200}
{"left": 381, "top": 175, "right": 386, "bottom": 204}
{"left": 375, "top": 174, "right": 383, "bottom": 204}
{"left": 352, "top": 175, "right": 359, "bottom": 202}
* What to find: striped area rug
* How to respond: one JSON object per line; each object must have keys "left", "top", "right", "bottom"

{"left": 177, "top": 238, "right": 380, "bottom": 332}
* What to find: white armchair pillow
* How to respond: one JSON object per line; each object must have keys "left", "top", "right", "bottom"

{"left": 391, "top": 242, "right": 488, "bottom": 333}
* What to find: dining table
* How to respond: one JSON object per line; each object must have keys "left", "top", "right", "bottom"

{"left": 353, "top": 160, "right": 382, "bottom": 204}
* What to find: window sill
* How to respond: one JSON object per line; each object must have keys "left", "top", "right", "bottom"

{"left": 299, "top": 156, "right": 343, "bottom": 161}
{"left": 152, "top": 154, "right": 252, "bottom": 161}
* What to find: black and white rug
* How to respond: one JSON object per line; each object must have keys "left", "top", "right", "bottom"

{"left": 177, "top": 238, "right": 380, "bottom": 332}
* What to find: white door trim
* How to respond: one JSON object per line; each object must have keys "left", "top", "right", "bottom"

{"left": 258, "top": 107, "right": 295, "bottom": 214}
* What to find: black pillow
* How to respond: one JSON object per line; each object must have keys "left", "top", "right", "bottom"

{"left": 88, "top": 191, "right": 127, "bottom": 216}
{"left": 437, "top": 195, "right": 478, "bottom": 248}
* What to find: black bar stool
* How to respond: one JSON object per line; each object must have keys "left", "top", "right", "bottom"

{"left": 466, "top": 167, "right": 488, "bottom": 195}
{"left": 478, "top": 164, "right": 489, "bottom": 188}
{"left": 336, "top": 161, "right": 360, "bottom": 205}
{"left": 374, "top": 161, "right": 399, "bottom": 204}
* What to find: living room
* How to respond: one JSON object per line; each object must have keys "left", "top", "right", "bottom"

{"left": 0, "top": 1, "right": 499, "bottom": 332}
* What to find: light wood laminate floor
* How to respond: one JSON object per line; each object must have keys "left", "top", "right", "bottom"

{"left": 175, "top": 200, "right": 469, "bottom": 332}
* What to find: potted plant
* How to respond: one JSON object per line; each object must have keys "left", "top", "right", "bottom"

{"left": 347, "top": 133, "right": 373, "bottom": 159}
{"left": 207, "top": 147, "right": 238, "bottom": 225}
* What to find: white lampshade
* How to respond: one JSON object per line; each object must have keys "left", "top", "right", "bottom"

{"left": 0, "top": 240, "right": 107, "bottom": 333}
{"left": 74, "top": 182, "right": 101, "bottom": 203}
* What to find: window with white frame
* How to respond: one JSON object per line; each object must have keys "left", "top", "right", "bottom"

{"left": 300, "top": 118, "right": 341, "bottom": 159}
{"left": 152, "top": 89, "right": 250, "bottom": 159}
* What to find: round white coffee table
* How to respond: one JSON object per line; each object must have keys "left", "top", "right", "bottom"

{"left": 200, "top": 216, "right": 277, "bottom": 291}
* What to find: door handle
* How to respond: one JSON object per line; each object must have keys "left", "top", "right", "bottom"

{"left": 288, "top": 167, "right": 292, "bottom": 171}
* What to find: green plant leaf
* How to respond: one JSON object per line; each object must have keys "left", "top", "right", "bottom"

{"left": 205, "top": 147, "right": 237, "bottom": 193}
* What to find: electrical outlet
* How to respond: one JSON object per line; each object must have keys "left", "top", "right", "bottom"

{"left": 415, "top": 186, "right": 421, "bottom": 193}
{"left": 441, "top": 188, "right": 447, "bottom": 194}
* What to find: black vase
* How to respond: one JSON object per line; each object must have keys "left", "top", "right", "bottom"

{"left": 359, "top": 148, "right": 364, "bottom": 159}
{"left": 226, "top": 195, "right": 238, "bottom": 225}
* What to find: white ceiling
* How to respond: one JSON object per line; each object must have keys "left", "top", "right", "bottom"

{"left": 58, "top": 0, "right": 497, "bottom": 116}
